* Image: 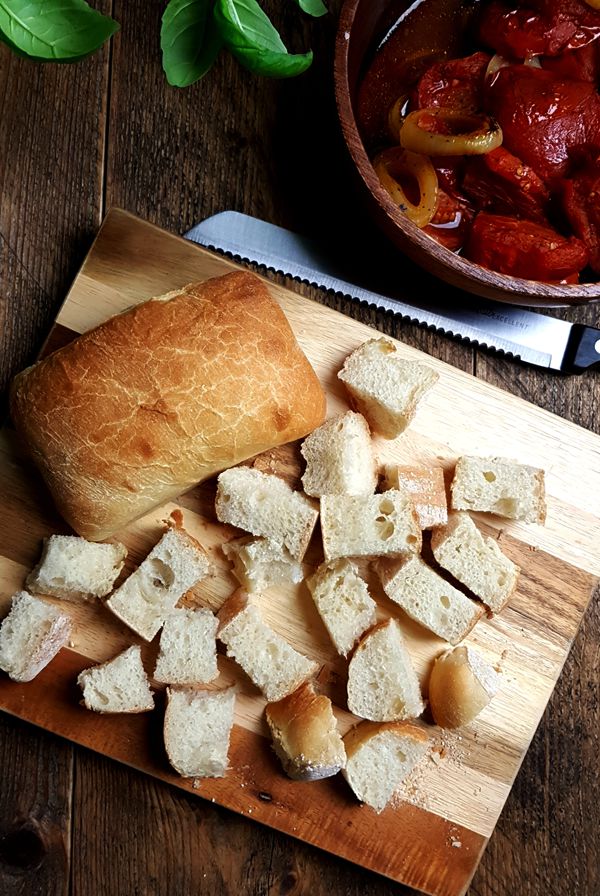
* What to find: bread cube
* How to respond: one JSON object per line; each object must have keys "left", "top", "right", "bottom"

{"left": 343, "top": 720, "right": 429, "bottom": 812}
{"left": 428, "top": 645, "right": 500, "bottom": 729}
{"left": 77, "top": 645, "right": 154, "bottom": 713}
{"left": 451, "top": 455, "right": 546, "bottom": 523}
{"left": 164, "top": 686, "right": 236, "bottom": 778}
{"left": 375, "top": 554, "right": 484, "bottom": 644}
{"left": 215, "top": 467, "right": 319, "bottom": 561}
{"left": 347, "top": 619, "right": 424, "bottom": 722}
{"left": 306, "top": 559, "right": 376, "bottom": 657}
{"left": 26, "top": 535, "right": 127, "bottom": 601}
{"left": 301, "top": 411, "right": 377, "bottom": 497}
{"left": 320, "top": 490, "right": 421, "bottom": 562}
{"left": 381, "top": 464, "right": 447, "bottom": 530}
{"left": 337, "top": 338, "right": 438, "bottom": 439}
{"left": 222, "top": 536, "right": 303, "bottom": 593}
{"left": 431, "top": 512, "right": 520, "bottom": 613}
{"left": 0, "top": 591, "right": 72, "bottom": 682}
{"left": 154, "top": 607, "right": 218, "bottom": 685}
{"left": 218, "top": 590, "right": 318, "bottom": 702}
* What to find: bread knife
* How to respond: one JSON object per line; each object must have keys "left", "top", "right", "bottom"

{"left": 185, "top": 211, "right": 600, "bottom": 374}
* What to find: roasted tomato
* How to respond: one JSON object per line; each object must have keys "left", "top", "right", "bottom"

{"left": 466, "top": 212, "right": 589, "bottom": 280}
{"left": 424, "top": 188, "right": 474, "bottom": 251}
{"left": 479, "top": 0, "right": 600, "bottom": 59}
{"left": 486, "top": 65, "right": 600, "bottom": 183}
{"left": 416, "top": 52, "right": 490, "bottom": 113}
{"left": 562, "top": 159, "right": 600, "bottom": 271}
{"left": 542, "top": 41, "right": 600, "bottom": 82}
{"left": 462, "top": 147, "right": 550, "bottom": 222}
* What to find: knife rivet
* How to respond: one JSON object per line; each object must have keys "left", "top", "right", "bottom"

{"left": 595, "top": 339, "right": 600, "bottom": 355}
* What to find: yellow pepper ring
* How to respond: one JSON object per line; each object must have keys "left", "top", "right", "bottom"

{"left": 400, "top": 108, "right": 503, "bottom": 156}
{"left": 584, "top": 0, "right": 600, "bottom": 9}
{"left": 387, "top": 95, "right": 408, "bottom": 143}
{"left": 373, "top": 147, "right": 439, "bottom": 228}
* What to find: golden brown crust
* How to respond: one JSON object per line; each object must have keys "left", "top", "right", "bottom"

{"left": 216, "top": 588, "right": 251, "bottom": 634}
{"left": 10, "top": 272, "right": 326, "bottom": 540}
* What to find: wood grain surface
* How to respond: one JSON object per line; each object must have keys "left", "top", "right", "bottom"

{"left": 0, "top": 2, "right": 599, "bottom": 894}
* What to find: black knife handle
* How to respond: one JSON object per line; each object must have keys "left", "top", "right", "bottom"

{"left": 564, "top": 324, "right": 600, "bottom": 372}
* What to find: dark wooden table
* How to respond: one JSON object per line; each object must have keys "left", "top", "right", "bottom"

{"left": 1, "top": 3, "right": 599, "bottom": 895}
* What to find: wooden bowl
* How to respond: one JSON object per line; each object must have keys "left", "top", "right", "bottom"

{"left": 334, "top": 0, "right": 600, "bottom": 308}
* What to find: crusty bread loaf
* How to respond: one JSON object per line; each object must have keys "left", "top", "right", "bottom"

{"left": 347, "top": 620, "right": 424, "bottom": 722}
{"left": 10, "top": 272, "right": 326, "bottom": 540}
{"left": 428, "top": 645, "right": 500, "bottom": 729}
{"left": 153, "top": 607, "right": 218, "bottom": 685}
{"left": 343, "top": 720, "right": 429, "bottom": 812}
{"left": 451, "top": 455, "right": 546, "bottom": 524}
{"left": 320, "top": 490, "right": 421, "bottom": 562}
{"left": 375, "top": 555, "right": 484, "bottom": 645}
{"left": 77, "top": 645, "right": 154, "bottom": 713}
{"left": 222, "top": 536, "right": 304, "bottom": 593}
{"left": 106, "top": 523, "right": 210, "bottom": 641}
{"left": 300, "top": 411, "right": 377, "bottom": 497}
{"left": 0, "top": 591, "right": 72, "bottom": 682}
{"left": 306, "top": 559, "right": 376, "bottom": 657}
{"left": 218, "top": 590, "right": 318, "bottom": 701}
{"left": 26, "top": 535, "right": 127, "bottom": 601}
{"left": 381, "top": 464, "right": 448, "bottom": 530}
{"left": 164, "top": 686, "right": 236, "bottom": 778}
{"left": 265, "top": 681, "right": 346, "bottom": 781}
{"left": 215, "top": 467, "right": 319, "bottom": 561}
{"left": 337, "top": 338, "right": 439, "bottom": 439}
{"left": 431, "top": 512, "right": 520, "bottom": 613}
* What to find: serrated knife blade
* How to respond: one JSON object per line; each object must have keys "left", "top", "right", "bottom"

{"left": 186, "top": 211, "right": 600, "bottom": 374}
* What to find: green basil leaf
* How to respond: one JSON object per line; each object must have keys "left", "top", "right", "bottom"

{"left": 292, "top": 0, "right": 327, "bottom": 18}
{"left": 214, "top": 0, "right": 312, "bottom": 78}
{"left": 0, "top": 0, "right": 118, "bottom": 61}
{"left": 161, "top": 0, "right": 222, "bottom": 87}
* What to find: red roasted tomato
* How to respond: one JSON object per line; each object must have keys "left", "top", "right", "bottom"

{"left": 562, "top": 159, "right": 600, "bottom": 272}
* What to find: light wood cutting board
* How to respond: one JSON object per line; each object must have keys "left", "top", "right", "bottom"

{"left": 1, "top": 208, "right": 599, "bottom": 896}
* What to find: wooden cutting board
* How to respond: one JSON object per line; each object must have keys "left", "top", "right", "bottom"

{"left": 1, "top": 208, "right": 599, "bottom": 896}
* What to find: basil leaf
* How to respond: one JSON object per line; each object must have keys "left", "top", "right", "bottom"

{"left": 161, "top": 0, "right": 222, "bottom": 87}
{"left": 292, "top": 0, "right": 327, "bottom": 18}
{"left": 214, "top": 0, "right": 312, "bottom": 78}
{"left": 0, "top": 0, "right": 118, "bottom": 61}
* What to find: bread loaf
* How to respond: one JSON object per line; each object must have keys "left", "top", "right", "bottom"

{"left": 265, "top": 681, "right": 346, "bottom": 781}
{"left": 10, "top": 272, "right": 326, "bottom": 540}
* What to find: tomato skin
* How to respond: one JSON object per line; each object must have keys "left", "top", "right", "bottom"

{"left": 423, "top": 188, "right": 474, "bottom": 251}
{"left": 465, "top": 212, "right": 589, "bottom": 280}
{"left": 562, "top": 160, "right": 600, "bottom": 272}
{"left": 479, "top": 1, "right": 578, "bottom": 58}
{"left": 486, "top": 65, "right": 600, "bottom": 184}
{"left": 542, "top": 41, "right": 600, "bottom": 83}
{"left": 416, "top": 52, "right": 490, "bottom": 113}
{"left": 462, "top": 147, "right": 550, "bottom": 223}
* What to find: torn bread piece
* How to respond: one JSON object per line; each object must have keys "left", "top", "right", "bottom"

{"left": 26, "top": 534, "right": 127, "bottom": 601}
{"left": 300, "top": 411, "right": 377, "bottom": 497}
{"left": 337, "top": 338, "right": 439, "bottom": 439}
{"left": 306, "top": 559, "right": 377, "bottom": 657}
{"left": 431, "top": 511, "right": 520, "bottom": 613}
{"left": 218, "top": 590, "right": 318, "bottom": 702}
{"left": 215, "top": 467, "right": 319, "bottom": 561}
{"left": 0, "top": 591, "right": 72, "bottom": 682}
{"left": 266, "top": 681, "right": 346, "bottom": 781}
{"left": 320, "top": 490, "right": 421, "bottom": 563}
{"left": 381, "top": 464, "right": 448, "bottom": 530}
{"left": 375, "top": 554, "right": 484, "bottom": 645}
{"left": 343, "top": 720, "right": 430, "bottom": 813}
{"left": 153, "top": 607, "right": 218, "bottom": 685}
{"left": 451, "top": 455, "right": 546, "bottom": 524}
{"left": 164, "top": 686, "right": 236, "bottom": 778}
{"left": 106, "top": 523, "right": 210, "bottom": 641}
{"left": 222, "top": 536, "right": 303, "bottom": 593}
{"left": 347, "top": 619, "right": 424, "bottom": 722}
{"left": 77, "top": 645, "right": 154, "bottom": 713}
{"left": 428, "top": 645, "right": 500, "bottom": 729}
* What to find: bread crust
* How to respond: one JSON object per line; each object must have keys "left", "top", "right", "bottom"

{"left": 10, "top": 272, "right": 326, "bottom": 540}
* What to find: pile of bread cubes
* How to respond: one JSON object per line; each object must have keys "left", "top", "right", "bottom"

{"left": 0, "top": 336, "right": 546, "bottom": 814}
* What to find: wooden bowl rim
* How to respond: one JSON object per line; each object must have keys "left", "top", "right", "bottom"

{"left": 333, "top": 0, "right": 600, "bottom": 308}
